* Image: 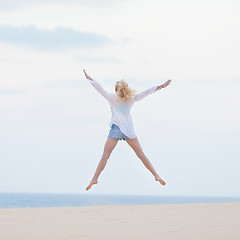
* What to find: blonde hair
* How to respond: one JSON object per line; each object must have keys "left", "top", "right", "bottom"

{"left": 115, "top": 80, "right": 137, "bottom": 103}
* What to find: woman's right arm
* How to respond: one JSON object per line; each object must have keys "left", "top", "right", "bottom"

{"left": 133, "top": 79, "right": 172, "bottom": 102}
{"left": 83, "top": 69, "right": 110, "bottom": 101}
{"left": 133, "top": 86, "right": 158, "bottom": 102}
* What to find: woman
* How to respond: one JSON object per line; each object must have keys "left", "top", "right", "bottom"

{"left": 83, "top": 69, "right": 172, "bottom": 191}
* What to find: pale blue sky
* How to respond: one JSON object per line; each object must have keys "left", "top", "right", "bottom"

{"left": 0, "top": 0, "right": 239, "bottom": 197}
{"left": 0, "top": 25, "right": 111, "bottom": 50}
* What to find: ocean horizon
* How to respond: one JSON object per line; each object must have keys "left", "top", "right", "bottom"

{"left": 0, "top": 192, "right": 240, "bottom": 209}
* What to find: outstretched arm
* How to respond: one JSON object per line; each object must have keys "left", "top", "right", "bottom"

{"left": 133, "top": 86, "right": 158, "bottom": 102}
{"left": 133, "top": 79, "right": 172, "bottom": 102}
{"left": 83, "top": 69, "right": 110, "bottom": 101}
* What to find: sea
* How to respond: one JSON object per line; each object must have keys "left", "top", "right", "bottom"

{"left": 0, "top": 193, "right": 240, "bottom": 208}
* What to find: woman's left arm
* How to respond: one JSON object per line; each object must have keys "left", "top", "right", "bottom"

{"left": 83, "top": 69, "right": 110, "bottom": 101}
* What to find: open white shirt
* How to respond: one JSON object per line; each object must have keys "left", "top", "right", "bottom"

{"left": 88, "top": 78, "right": 158, "bottom": 139}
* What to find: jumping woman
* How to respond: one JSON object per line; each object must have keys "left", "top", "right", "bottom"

{"left": 83, "top": 69, "right": 172, "bottom": 191}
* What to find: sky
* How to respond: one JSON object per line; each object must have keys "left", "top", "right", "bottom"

{"left": 0, "top": 0, "right": 239, "bottom": 197}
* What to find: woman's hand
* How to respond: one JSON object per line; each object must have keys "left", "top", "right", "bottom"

{"left": 83, "top": 69, "right": 93, "bottom": 81}
{"left": 163, "top": 79, "right": 171, "bottom": 88}
{"left": 156, "top": 79, "right": 172, "bottom": 90}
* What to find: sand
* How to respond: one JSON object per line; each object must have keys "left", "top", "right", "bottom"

{"left": 0, "top": 202, "right": 239, "bottom": 240}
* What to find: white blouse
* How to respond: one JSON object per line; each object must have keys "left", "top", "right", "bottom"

{"left": 88, "top": 78, "right": 159, "bottom": 139}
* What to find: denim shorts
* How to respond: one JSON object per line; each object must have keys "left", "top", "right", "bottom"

{"left": 108, "top": 124, "right": 130, "bottom": 141}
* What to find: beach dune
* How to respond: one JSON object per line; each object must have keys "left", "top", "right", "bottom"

{"left": 0, "top": 202, "right": 239, "bottom": 240}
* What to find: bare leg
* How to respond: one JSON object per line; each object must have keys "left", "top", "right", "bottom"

{"left": 126, "top": 137, "right": 166, "bottom": 186}
{"left": 86, "top": 137, "right": 118, "bottom": 190}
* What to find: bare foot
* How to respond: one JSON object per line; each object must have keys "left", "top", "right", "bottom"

{"left": 86, "top": 180, "right": 98, "bottom": 190}
{"left": 155, "top": 177, "right": 166, "bottom": 186}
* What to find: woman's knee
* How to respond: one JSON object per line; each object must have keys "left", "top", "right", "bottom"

{"left": 102, "top": 150, "right": 112, "bottom": 159}
{"left": 136, "top": 150, "right": 145, "bottom": 159}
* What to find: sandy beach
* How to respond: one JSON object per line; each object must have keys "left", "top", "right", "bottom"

{"left": 0, "top": 202, "right": 239, "bottom": 240}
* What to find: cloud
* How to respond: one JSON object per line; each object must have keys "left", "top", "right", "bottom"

{"left": 0, "top": 0, "right": 127, "bottom": 11}
{"left": 0, "top": 87, "right": 26, "bottom": 95}
{"left": 0, "top": 25, "right": 111, "bottom": 51}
